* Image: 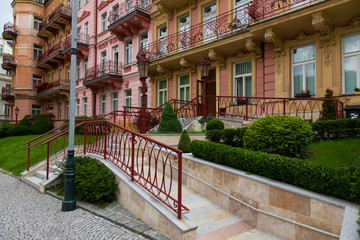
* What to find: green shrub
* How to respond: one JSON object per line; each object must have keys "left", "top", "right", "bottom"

{"left": 206, "top": 128, "right": 247, "bottom": 147}
{"left": 320, "top": 89, "right": 336, "bottom": 120}
{"left": 31, "top": 114, "right": 53, "bottom": 134}
{"left": 178, "top": 130, "right": 191, "bottom": 153}
{"left": 0, "top": 124, "right": 13, "bottom": 138}
{"left": 18, "top": 117, "right": 32, "bottom": 127}
{"left": 7, "top": 125, "right": 31, "bottom": 136}
{"left": 243, "top": 116, "right": 313, "bottom": 157}
{"left": 312, "top": 119, "right": 360, "bottom": 140}
{"left": 62, "top": 115, "right": 99, "bottom": 134}
{"left": 206, "top": 119, "right": 224, "bottom": 131}
{"left": 157, "top": 103, "right": 182, "bottom": 133}
{"left": 358, "top": 206, "right": 360, "bottom": 237}
{"left": 189, "top": 140, "right": 360, "bottom": 203}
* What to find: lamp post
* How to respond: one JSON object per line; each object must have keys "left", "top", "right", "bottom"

{"left": 14, "top": 106, "right": 19, "bottom": 124}
{"left": 136, "top": 51, "right": 150, "bottom": 134}
{"left": 199, "top": 57, "right": 210, "bottom": 119}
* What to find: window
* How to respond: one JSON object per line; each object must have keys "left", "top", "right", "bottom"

{"left": 178, "top": 14, "right": 189, "bottom": 49}
{"left": 0, "top": 45, "right": 2, "bottom": 54}
{"left": 125, "top": 90, "right": 132, "bottom": 110}
{"left": 77, "top": 61, "right": 80, "bottom": 80}
{"left": 85, "top": 0, "right": 88, "bottom": 4}
{"left": 111, "top": 92, "right": 118, "bottom": 111}
{"left": 100, "top": 95, "right": 106, "bottom": 114}
{"left": 84, "top": 22, "right": 89, "bottom": 43}
{"left": 65, "top": 101, "right": 69, "bottom": 119}
{"left": 83, "top": 97, "right": 87, "bottom": 115}
{"left": 234, "top": 0, "right": 250, "bottom": 27}
{"left": 84, "top": 58, "right": 88, "bottom": 77}
{"left": 6, "top": 70, "right": 12, "bottom": 75}
{"left": 58, "top": 103, "right": 62, "bottom": 119}
{"left": 139, "top": 86, "right": 148, "bottom": 108}
{"left": 76, "top": 99, "right": 80, "bottom": 116}
{"left": 125, "top": 40, "right": 132, "bottom": 64}
{"left": 78, "top": 0, "right": 81, "bottom": 9}
{"left": 59, "top": 68, "right": 63, "bottom": 81}
{"left": 113, "top": 46, "right": 119, "bottom": 73}
{"left": 68, "top": 0, "right": 71, "bottom": 8}
{"left": 101, "top": 51, "right": 106, "bottom": 73}
{"left": 32, "top": 105, "right": 41, "bottom": 115}
{"left": 127, "top": 0, "right": 133, "bottom": 11}
{"left": 4, "top": 104, "right": 10, "bottom": 115}
{"left": 33, "top": 44, "right": 43, "bottom": 60}
{"left": 66, "top": 65, "right": 70, "bottom": 82}
{"left": 292, "top": 44, "right": 316, "bottom": 96}
{"left": 140, "top": 32, "right": 148, "bottom": 49}
{"left": 203, "top": 2, "right": 217, "bottom": 40}
{"left": 178, "top": 74, "right": 190, "bottom": 103}
{"left": 158, "top": 79, "right": 167, "bottom": 106}
{"left": 158, "top": 25, "right": 167, "bottom": 54}
{"left": 34, "top": 16, "right": 42, "bottom": 30}
{"left": 233, "top": 61, "right": 252, "bottom": 98}
{"left": 102, "top": 12, "right": 107, "bottom": 31}
{"left": 342, "top": 33, "right": 360, "bottom": 94}
{"left": 33, "top": 75, "right": 42, "bottom": 88}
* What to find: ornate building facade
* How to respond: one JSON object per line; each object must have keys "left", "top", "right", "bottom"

{"left": 0, "top": 37, "right": 13, "bottom": 124}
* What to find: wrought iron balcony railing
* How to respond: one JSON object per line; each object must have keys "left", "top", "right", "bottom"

{"left": 37, "top": 80, "right": 70, "bottom": 95}
{"left": 1, "top": 86, "right": 13, "bottom": 96}
{"left": 85, "top": 60, "right": 123, "bottom": 81}
{"left": 108, "top": 0, "right": 152, "bottom": 25}
{"left": 2, "top": 54, "right": 17, "bottom": 69}
{"left": 140, "top": 6, "right": 251, "bottom": 61}
{"left": 37, "top": 42, "right": 63, "bottom": 63}
{"left": 38, "top": 4, "right": 71, "bottom": 33}
{"left": 62, "top": 32, "right": 89, "bottom": 49}
{"left": 2, "top": 22, "right": 17, "bottom": 40}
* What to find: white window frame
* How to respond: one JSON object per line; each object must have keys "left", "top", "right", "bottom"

{"left": 111, "top": 92, "right": 118, "bottom": 111}
{"left": 77, "top": 61, "right": 80, "bottom": 80}
{"left": 178, "top": 74, "right": 190, "bottom": 102}
{"left": 58, "top": 103, "right": 62, "bottom": 119}
{"left": 291, "top": 44, "right": 316, "bottom": 97}
{"left": 84, "top": 22, "right": 89, "bottom": 43}
{"left": 33, "top": 44, "right": 43, "bottom": 60}
{"left": 33, "top": 75, "right": 42, "bottom": 88}
{"left": 233, "top": 60, "right": 252, "bottom": 98}
{"left": 4, "top": 104, "right": 10, "bottom": 116}
{"left": 125, "top": 89, "right": 132, "bottom": 110}
{"left": 32, "top": 105, "right": 42, "bottom": 115}
{"left": 158, "top": 79, "right": 167, "bottom": 106}
{"left": 342, "top": 32, "right": 360, "bottom": 94}
{"left": 84, "top": 58, "right": 88, "bottom": 77}
{"left": 76, "top": 99, "right": 80, "bottom": 116}
{"left": 102, "top": 12, "right": 107, "bottom": 31}
{"left": 83, "top": 97, "right": 87, "bottom": 115}
{"left": 66, "top": 65, "right": 70, "bottom": 82}
{"left": 178, "top": 14, "right": 190, "bottom": 49}
{"left": 100, "top": 95, "right": 106, "bottom": 114}
{"left": 140, "top": 32, "right": 148, "bottom": 49}
{"left": 158, "top": 25, "right": 167, "bottom": 54}
{"left": 65, "top": 101, "right": 69, "bottom": 119}
{"left": 34, "top": 16, "right": 42, "bottom": 30}
{"left": 125, "top": 40, "right": 132, "bottom": 64}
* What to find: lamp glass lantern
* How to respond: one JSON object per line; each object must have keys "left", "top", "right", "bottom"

{"left": 200, "top": 57, "right": 210, "bottom": 78}
{"left": 14, "top": 106, "right": 19, "bottom": 116}
{"left": 137, "top": 52, "right": 150, "bottom": 78}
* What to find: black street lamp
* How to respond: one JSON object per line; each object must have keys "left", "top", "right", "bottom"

{"left": 199, "top": 57, "right": 210, "bottom": 119}
{"left": 137, "top": 51, "right": 150, "bottom": 134}
{"left": 14, "top": 106, "right": 19, "bottom": 124}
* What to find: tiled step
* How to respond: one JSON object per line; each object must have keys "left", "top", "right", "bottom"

{"left": 23, "top": 176, "right": 43, "bottom": 189}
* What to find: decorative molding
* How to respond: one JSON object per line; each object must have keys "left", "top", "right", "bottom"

{"left": 156, "top": 64, "right": 169, "bottom": 74}
{"left": 179, "top": 57, "right": 195, "bottom": 70}
{"left": 208, "top": 49, "right": 225, "bottom": 64}
{"left": 77, "top": 11, "right": 90, "bottom": 23}
{"left": 319, "top": 36, "right": 336, "bottom": 66}
{"left": 99, "top": 41, "right": 108, "bottom": 50}
{"left": 245, "top": 38, "right": 262, "bottom": 58}
{"left": 109, "top": 37, "right": 117, "bottom": 45}
{"left": 156, "top": 3, "right": 173, "bottom": 20}
{"left": 273, "top": 50, "right": 285, "bottom": 74}
{"left": 264, "top": 28, "right": 283, "bottom": 49}
{"left": 83, "top": 91, "right": 86, "bottom": 96}
{"left": 312, "top": 12, "right": 331, "bottom": 36}
{"left": 98, "top": 0, "right": 109, "bottom": 11}
{"left": 296, "top": 30, "right": 309, "bottom": 41}
{"left": 350, "top": 16, "right": 360, "bottom": 28}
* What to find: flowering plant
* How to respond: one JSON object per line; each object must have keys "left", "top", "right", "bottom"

{"left": 295, "top": 90, "right": 311, "bottom": 98}
{"left": 354, "top": 87, "right": 360, "bottom": 92}
{"left": 34, "top": 82, "right": 48, "bottom": 89}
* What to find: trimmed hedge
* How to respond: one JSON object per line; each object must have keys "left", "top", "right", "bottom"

{"left": 31, "top": 114, "right": 53, "bottom": 134}
{"left": 7, "top": 125, "right": 31, "bottom": 136}
{"left": 189, "top": 140, "right": 360, "bottom": 203}
{"left": 178, "top": 130, "right": 191, "bottom": 153}
{"left": 157, "top": 103, "right": 182, "bottom": 133}
{"left": 312, "top": 118, "right": 360, "bottom": 140}
{"left": 206, "top": 119, "right": 224, "bottom": 131}
{"left": 206, "top": 127, "right": 247, "bottom": 147}
{"left": 0, "top": 124, "right": 13, "bottom": 138}
{"left": 18, "top": 117, "right": 32, "bottom": 127}
{"left": 243, "top": 115, "right": 313, "bottom": 157}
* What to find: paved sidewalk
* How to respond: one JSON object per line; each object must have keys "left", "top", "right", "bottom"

{"left": 0, "top": 170, "right": 152, "bottom": 240}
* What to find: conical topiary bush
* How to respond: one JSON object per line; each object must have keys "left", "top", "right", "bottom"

{"left": 178, "top": 130, "right": 191, "bottom": 153}
{"left": 157, "top": 103, "right": 182, "bottom": 133}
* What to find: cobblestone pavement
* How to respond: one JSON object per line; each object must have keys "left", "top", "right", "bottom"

{"left": 0, "top": 171, "right": 148, "bottom": 240}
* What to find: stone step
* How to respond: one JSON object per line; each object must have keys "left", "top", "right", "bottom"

{"left": 35, "top": 170, "right": 56, "bottom": 180}
{"left": 23, "top": 176, "right": 42, "bottom": 189}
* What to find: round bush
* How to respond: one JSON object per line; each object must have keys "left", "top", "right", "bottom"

{"left": 157, "top": 103, "right": 182, "bottom": 133}
{"left": 0, "top": 124, "right": 13, "bottom": 138}
{"left": 243, "top": 116, "right": 313, "bottom": 157}
{"left": 206, "top": 119, "right": 224, "bottom": 131}
{"left": 18, "top": 117, "right": 32, "bottom": 127}
{"left": 7, "top": 125, "right": 31, "bottom": 136}
{"left": 178, "top": 130, "right": 191, "bottom": 153}
{"left": 31, "top": 114, "right": 53, "bottom": 134}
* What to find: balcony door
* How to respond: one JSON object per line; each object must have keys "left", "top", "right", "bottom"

{"left": 113, "top": 46, "right": 119, "bottom": 74}
{"left": 178, "top": 14, "right": 189, "bottom": 49}
{"left": 203, "top": 2, "right": 217, "bottom": 41}
{"left": 158, "top": 25, "right": 167, "bottom": 55}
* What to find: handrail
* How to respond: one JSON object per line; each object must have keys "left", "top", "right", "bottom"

{"left": 108, "top": 0, "right": 152, "bottom": 25}
{"left": 24, "top": 122, "right": 69, "bottom": 146}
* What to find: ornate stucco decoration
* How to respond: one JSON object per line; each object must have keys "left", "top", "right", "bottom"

{"left": 180, "top": 57, "right": 195, "bottom": 71}
{"left": 155, "top": 3, "right": 173, "bottom": 20}
{"left": 208, "top": 49, "right": 225, "bottom": 65}
{"left": 312, "top": 12, "right": 334, "bottom": 66}
{"left": 245, "top": 38, "right": 262, "bottom": 60}
{"left": 312, "top": 12, "right": 331, "bottom": 36}
{"left": 273, "top": 51, "right": 286, "bottom": 74}
{"left": 319, "top": 35, "right": 336, "bottom": 66}
{"left": 264, "top": 29, "right": 284, "bottom": 73}
{"left": 156, "top": 64, "right": 170, "bottom": 74}
{"left": 350, "top": 16, "right": 360, "bottom": 28}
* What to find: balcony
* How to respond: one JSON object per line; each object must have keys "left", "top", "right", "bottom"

{"left": 38, "top": 4, "right": 72, "bottom": 38}
{"left": 36, "top": 80, "right": 70, "bottom": 98}
{"left": 108, "top": 0, "right": 152, "bottom": 40}
{"left": 83, "top": 60, "right": 123, "bottom": 89}
{"left": 36, "top": 42, "right": 65, "bottom": 69}
{"left": 141, "top": 6, "right": 251, "bottom": 61}
{"left": 2, "top": 22, "right": 17, "bottom": 41}
{"left": 62, "top": 33, "right": 89, "bottom": 58}
{"left": 2, "top": 54, "right": 17, "bottom": 70}
{"left": 1, "top": 86, "right": 14, "bottom": 101}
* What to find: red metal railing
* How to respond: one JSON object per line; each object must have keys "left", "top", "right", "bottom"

{"left": 37, "top": 42, "right": 63, "bottom": 63}
{"left": 3, "top": 22, "right": 16, "bottom": 33}
{"left": 63, "top": 32, "right": 89, "bottom": 49}
{"left": 3, "top": 54, "right": 16, "bottom": 64}
{"left": 108, "top": 0, "right": 152, "bottom": 25}
{"left": 37, "top": 80, "right": 70, "bottom": 95}
{"left": 1, "top": 86, "right": 13, "bottom": 96}
{"left": 39, "top": 4, "right": 71, "bottom": 32}
{"left": 213, "top": 96, "right": 343, "bottom": 121}
{"left": 85, "top": 60, "right": 123, "bottom": 80}
{"left": 248, "top": 0, "right": 321, "bottom": 22}
{"left": 140, "top": 6, "right": 251, "bottom": 61}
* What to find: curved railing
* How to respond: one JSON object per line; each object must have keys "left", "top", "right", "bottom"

{"left": 3, "top": 22, "right": 16, "bottom": 33}
{"left": 85, "top": 60, "right": 123, "bottom": 80}
{"left": 108, "top": 0, "right": 152, "bottom": 25}
{"left": 39, "top": 5, "right": 71, "bottom": 32}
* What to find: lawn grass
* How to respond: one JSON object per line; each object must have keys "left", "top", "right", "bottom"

{"left": 305, "top": 138, "right": 360, "bottom": 168}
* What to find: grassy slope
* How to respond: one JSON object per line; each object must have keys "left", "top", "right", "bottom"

{"left": 305, "top": 138, "right": 360, "bottom": 168}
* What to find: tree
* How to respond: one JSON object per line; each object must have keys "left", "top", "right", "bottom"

{"left": 157, "top": 103, "right": 182, "bottom": 133}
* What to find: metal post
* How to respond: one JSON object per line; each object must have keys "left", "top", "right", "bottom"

{"left": 27, "top": 143, "right": 30, "bottom": 172}
{"left": 131, "top": 133, "right": 135, "bottom": 181}
{"left": 245, "top": 98, "right": 248, "bottom": 121}
{"left": 46, "top": 143, "right": 50, "bottom": 180}
{"left": 335, "top": 100, "right": 339, "bottom": 119}
{"left": 283, "top": 99, "right": 286, "bottom": 115}
{"left": 62, "top": 0, "right": 78, "bottom": 212}
{"left": 140, "top": 79, "right": 147, "bottom": 134}
{"left": 177, "top": 153, "right": 182, "bottom": 219}
{"left": 83, "top": 123, "right": 87, "bottom": 155}
{"left": 104, "top": 123, "right": 107, "bottom": 159}
{"left": 203, "top": 79, "right": 207, "bottom": 119}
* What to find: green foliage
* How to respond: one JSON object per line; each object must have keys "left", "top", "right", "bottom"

{"left": 0, "top": 124, "right": 13, "bottom": 138}
{"left": 189, "top": 140, "right": 360, "bottom": 203}
{"left": 178, "top": 130, "right": 191, "bottom": 153}
{"left": 206, "top": 127, "right": 247, "bottom": 147}
{"left": 312, "top": 118, "right": 360, "bottom": 140}
{"left": 243, "top": 116, "right": 313, "bottom": 157}
{"left": 358, "top": 206, "right": 360, "bottom": 237}
{"left": 206, "top": 119, "right": 225, "bottom": 131}
{"left": 63, "top": 115, "right": 99, "bottom": 134}
{"left": 18, "top": 117, "right": 32, "bottom": 127}
{"left": 157, "top": 103, "right": 182, "bottom": 133}
{"left": 31, "top": 114, "right": 53, "bottom": 134}
{"left": 7, "top": 125, "right": 31, "bottom": 136}
{"left": 320, "top": 89, "right": 336, "bottom": 120}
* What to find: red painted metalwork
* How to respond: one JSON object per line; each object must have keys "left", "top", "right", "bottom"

{"left": 63, "top": 32, "right": 89, "bottom": 49}
{"left": 1, "top": 86, "right": 13, "bottom": 96}
{"left": 84, "top": 60, "right": 123, "bottom": 80}
{"left": 3, "top": 22, "right": 16, "bottom": 33}
{"left": 108, "top": 0, "right": 152, "bottom": 25}
{"left": 39, "top": 4, "right": 72, "bottom": 33}
{"left": 248, "top": 0, "right": 321, "bottom": 22}
{"left": 139, "top": 6, "right": 251, "bottom": 61}
{"left": 37, "top": 80, "right": 70, "bottom": 95}
{"left": 37, "top": 42, "right": 64, "bottom": 63}
{"left": 2, "top": 54, "right": 16, "bottom": 66}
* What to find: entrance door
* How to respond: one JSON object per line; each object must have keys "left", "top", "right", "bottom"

{"left": 206, "top": 70, "right": 216, "bottom": 117}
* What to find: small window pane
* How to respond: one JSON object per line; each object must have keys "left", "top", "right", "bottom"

{"left": 293, "top": 45, "right": 315, "bottom": 63}
{"left": 293, "top": 65, "right": 303, "bottom": 94}
{"left": 344, "top": 56, "right": 357, "bottom": 93}
{"left": 344, "top": 34, "right": 360, "bottom": 54}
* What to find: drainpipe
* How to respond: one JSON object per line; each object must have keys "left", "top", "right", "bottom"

{"left": 262, "top": 42, "right": 265, "bottom": 97}
{"left": 92, "top": 0, "right": 98, "bottom": 116}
